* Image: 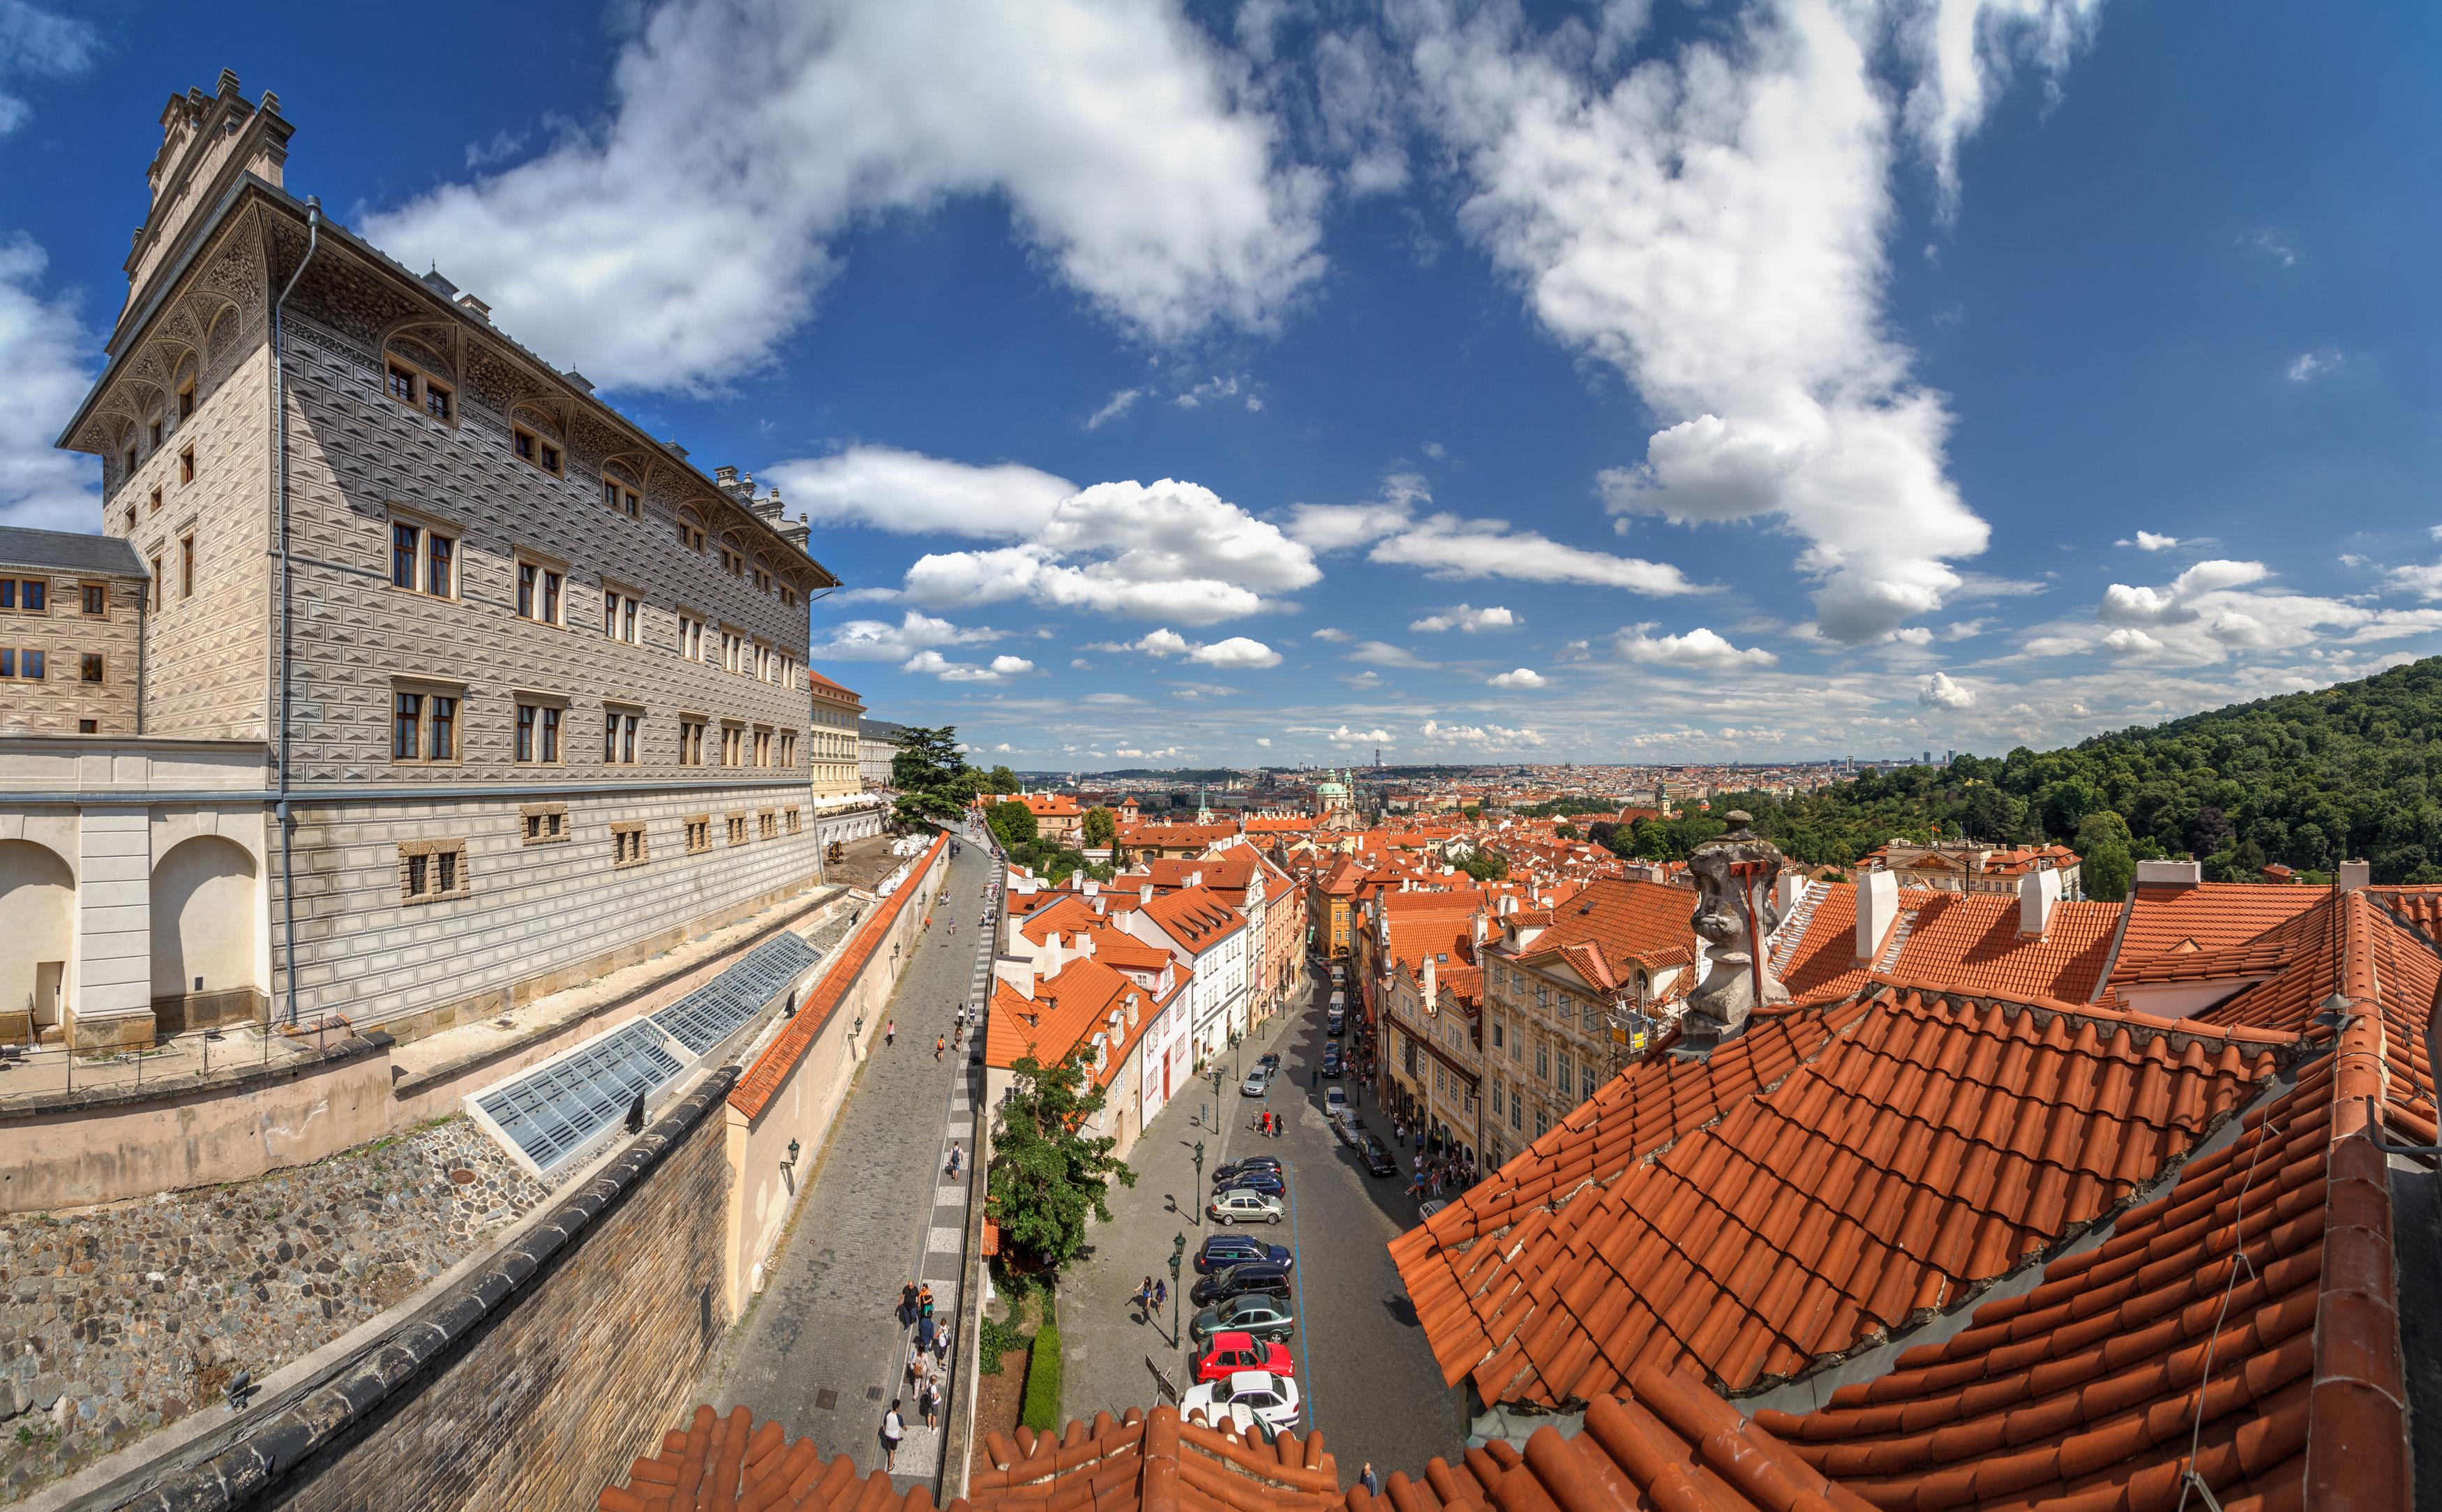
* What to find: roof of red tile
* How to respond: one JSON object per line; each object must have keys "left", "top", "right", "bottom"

{"left": 984, "top": 956, "right": 1163, "bottom": 1085}
{"left": 804, "top": 668, "right": 862, "bottom": 703}
{"left": 2113, "top": 880, "right": 2325, "bottom": 970}
{"left": 1503, "top": 877, "right": 1698, "bottom": 991}
{"left": 1138, "top": 884, "right": 1247, "bottom": 952}
{"left": 1879, "top": 891, "right": 2121, "bottom": 1001}
{"left": 1390, "top": 985, "right": 2285, "bottom": 1407}
{"left": 729, "top": 833, "right": 945, "bottom": 1119}
{"left": 595, "top": 1403, "right": 931, "bottom": 1512}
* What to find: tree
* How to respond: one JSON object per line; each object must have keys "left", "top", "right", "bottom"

{"left": 2076, "top": 810, "right": 2136, "bottom": 901}
{"left": 988, "top": 798, "right": 1039, "bottom": 851}
{"left": 984, "top": 764, "right": 1021, "bottom": 795}
{"left": 1081, "top": 805, "right": 1118, "bottom": 849}
{"left": 891, "top": 726, "right": 981, "bottom": 828}
{"left": 1555, "top": 822, "right": 1580, "bottom": 840}
{"left": 988, "top": 1051, "right": 1137, "bottom": 1268}
{"left": 1461, "top": 804, "right": 1482, "bottom": 822}
{"left": 1457, "top": 849, "right": 1509, "bottom": 882}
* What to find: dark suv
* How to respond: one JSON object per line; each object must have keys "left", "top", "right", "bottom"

{"left": 1189, "top": 1261, "right": 1294, "bottom": 1308}
{"left": 1195, "top": 1234, "right": 1293, "bottom": 1274}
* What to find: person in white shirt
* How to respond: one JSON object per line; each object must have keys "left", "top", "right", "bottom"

{"left": 881, "top": 1399, "right": 906, "bottom": 1469}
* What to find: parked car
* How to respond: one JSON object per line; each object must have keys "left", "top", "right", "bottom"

{"left": 1191, "top": 1294, "right": 1295, "bottom": 1345}
{"left": 1333, "top": 1111, "right": 1365, "bottom": 1148}
{"left": 1256, "top": 1052, "right": 1280, "bottom": 1072}
{"left": 1240, "top": 1066, "right": 1272, "bottom": 1097}
{"left": 1418, "top": 1199, "right": 1448, "bottom": 1220}
{"left": 1326, "top": 1011, "right": 1346, "bottom": 1038}
{"left": 1195, "top": 1234, "right": 1293, "bottom": 1274}
{"left": 1321, "top": 1045, "right": 1343, "bottom": 1077}
{"left": 1209, "top": 1189, "right": 1286, "bottom": 1225}
{"left": 1190, "top": 1261, "right": 1294, "bottom": 1308}
{"left": 1209, "top": 1156, "right": 1282, "bottom": 1188}
{"left": 1213, "top": 1167, "right": 1287, "bottom": 1196}
{"left": 1324, "top": 1086, "right": 1348, "bottom": 1115}
{"left": 1358, "top": 1138, "right": 1398, "bottom": 1177}
{"left": 1193, "top": 1331, "right": 1295, "bottom": 1385}
{"left": 1181, "top": 1370, "right": 1302, "bottom": 1433}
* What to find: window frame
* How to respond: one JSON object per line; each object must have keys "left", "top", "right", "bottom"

{"left": 610, "top": 821, "right": 650, "bottom": 869}
{"left": 398, "top": 838, "right": 472, "bottom": 906}
{"left": 520, "top": 802, "right": 569, "bottom": 846}
{"left": 179, "top": 446, "right": 195, "bottom": 485}
{"left": 389, "top": 680, "right": 466, "bottom": 765}
{"left": 179, "top": 535, "right": 195, "bottom": 599}
{"left": 79, "top": 652, "right": 104, "bottom": 684}
{"left": 514, "top": 553, "right": 569, "bottom": 627}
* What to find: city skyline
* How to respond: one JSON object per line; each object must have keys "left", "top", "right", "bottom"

{"left": 3, "top": 2, "right": 2439, "bottom": 766}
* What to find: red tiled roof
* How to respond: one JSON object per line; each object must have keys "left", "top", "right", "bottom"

{"left": 729, "top": 833, "right": 945, "bottom": 1119}
{"left": 1015, "top": 892, "right": 1102, "bottom": 945}
{"left": 1507, "top": 877, "right": 1697, "bottom": 991}
{"left": 804, "top": 668, "right": 862, "bottom": 704}
{"left": 1139, "top": 885, "right": 1246, "bottom": 952}
{"left": 596, "top": 1403, "right": 927, "bottom": 1511}
{"left": 1880, "top": 892, "right": 2120, "bottom": 1001}
{"left": 2114, "top": 880, "right": 2325, "bottom": 970}
{"left": 983, "top": 957, "right": 1160, "bottom": 1087}
{"left": 1019, "top": 793, "right": 1081, "bottom": 818}
{"left": 1391, "top": 986, "right": 2284, "bottom": 1406}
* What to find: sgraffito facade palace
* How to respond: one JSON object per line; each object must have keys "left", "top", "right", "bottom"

{"left": 5, "top": 72, "right": 843, "bottom": 1051}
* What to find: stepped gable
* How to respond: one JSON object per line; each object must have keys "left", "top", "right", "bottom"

{"left": 1389, "top": 987, "right": 2284, "bottom": 1408}
{"left": 1748, "top": 994, "right": 2419, "bottom": 1511}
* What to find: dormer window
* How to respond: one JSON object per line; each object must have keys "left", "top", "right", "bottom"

{"left": 387, "top": 364, "right": 417, "bottom": 404}
{"left": 513, "top": 425, "right": 562, "bottom": 476}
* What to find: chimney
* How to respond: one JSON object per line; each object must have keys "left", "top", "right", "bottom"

{"left": 1084, "top": 878, "right": 1098, "bottom": 898}
{"left": 1423, "top": 955, "right": 1437, "bottom": 1012}
{"left": 993, "top": 955, "right": 1036, "bottom": 998}
{"left": 1141, "top": 883, "right": 1155, "bottom": 905}
{"left": 1043, "top": 934, "right": 1065, "bottom": 976}
{"left": 1078, "top": 930, "right": 1096, "bottom": 957}
{"left": 2134, "top": 859, "right": 2203, "bottom": 888}
{"left": 1499, "top": 894, "right": 1518, "bottom": 917}
{"left": 1774, "top": 871, "right": 1806, "bottom": 920}
{"left": 1855, "top": 870, "right": 1900, "bottom": 965}
{"left": 2018, "top": 867, "right": 2061, "bottom": 938}
{"left": 454, "top": 290, "right": 490, "bottom": 321}
{"left": 2337, "top": 859, "right": 2372, "bottom": 892}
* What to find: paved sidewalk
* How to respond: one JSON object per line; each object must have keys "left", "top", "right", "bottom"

{"left": 703, "top": 834, "right": 1001, "bottom": 1490}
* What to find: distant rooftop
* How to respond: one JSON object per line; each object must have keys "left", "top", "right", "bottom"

{"left": 0, "top": 525, "right": 147, "bottom": 577}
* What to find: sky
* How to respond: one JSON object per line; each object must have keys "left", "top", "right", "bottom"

{"left": 4, "top": 1, "right": 2441, "bottom": 771}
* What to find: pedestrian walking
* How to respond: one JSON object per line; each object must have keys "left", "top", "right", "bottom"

{"left": 1362, "top": 1463, "right": 1381, "bottom": 1497}
{"left": 881, "top": 1400, "right": 906, "bottom": 1470}
{"left": 1153, "top": 1277, "right": 1167, "bottom": 1310}
{"left": 946, "top": 1142, "right": 963, "bottom": 1178}
{"left": 1137, "top": 1275, "right": 1155, "bottom": 1317}
{"left": 885, "top": 1018, "right": 896, "bottom": 1047}
{"left": 918, "top": 1312, "right": 937, "bottom": 1354}
{"left": 920, "top": 1373, "right": 940, "bottom": 1428}
{"left": 899, "top": 1281, "right": 918, "bottom": 1328}
{"left": 935, "top": 1035, "right": 946, "bottom": 1061}
{"left": 934, "top": 1317, "right": 953, "bottom": 1364}
{"left": 918, "top": 1282, "right": 935, "bottom": 1322}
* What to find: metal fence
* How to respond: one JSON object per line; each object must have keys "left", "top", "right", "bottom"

{"left": 0, "top": 1012, "right": 370, "bottom": 1107}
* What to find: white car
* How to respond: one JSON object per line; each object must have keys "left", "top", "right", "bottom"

{"left": 1324, "top": 1086, "right": 1348, "bottom": 1113}
{"left": 1208, "top": 1188, "right": 1285, "bottom": 1225}
{"left": 1181, "top": 1370, "right": 1301, "bottom": 1433}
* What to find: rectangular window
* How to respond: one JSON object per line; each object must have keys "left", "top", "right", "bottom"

{"left": 514, "top": 428, "right": 536, "bottom": 463}
{"left": 721, "top": 548, "right": 742, "bottom": 576}
{"left": 400, "top": 841, "right": 470, "bottom": 904}
{"left": 521, "top": 804, "right": 568, "bottom": 844}
{"left": 0, "top": 580, "right": 11, "bottom": 611}
{"left": 80, "top": 654, "right": 103, "bottom": 683}
{"left": 517, "top": 562, "right": 534, "bottom": 617}
{"left": 677, "top": 615, "right": 703, "bottom": 659}
{"left": 427, "top": 534, "right": 454, "bottom": 596}
{"left": 779, "top": 733, "right": 796, "bottom": 768}
{"left": 394, "top": 692, "right": 424, "bottom": 760}
{"left": 20, "top": 579, "right": 44, "bottom": 614}
{"left": 1491, "top": 1020, "right": 1504, "bottom": 1049}
{"left": 612, "top": 824, "right": 649, "bottom": 867}
{"left": 604, "top": 711, "right": 620, "bottom": 763}
{"left": 1557, "top": 1051, "right": 1573, "bottom": 1097}
{"left": 80, "top": 583, "right": 106, "bottom": 616}
{"left": 754, "top": 730, "right": 771, "bottom": 767}
{"left": 424, "top": 380, "right": 452, "bottom": 422}
{"left": 1582, "top": 1065, "right": 1598, "bottom": 1100}
{"left": 1535, "top": 1042, "right": 1549, "bottom": 1080}
{"left": 428, "top": 695, "right": 457, "bottom": 760}
{"left": 727, "top": 813, "right": 749, "bottom": 846}
{"left": 622, "top": 597, "right": 637, "bottom": 643}
{"left": 0, "top": 650, "right": 15, "bottom": 676}
{"left": 541, "top": 705, "right": 561, "bottom": 763}
{"left": 685, "top": 816, "right": 711, "bottom": 854}
{"left": 516, "top": 703, "right": 538, "bottom": 763}
{"left": 179, "top": 447, "right": 195, "bottom": 484}
{"left": 387, "top": 364, "right": 417, "bottom": 404}
{"left": 178, "top": 383, "right": 195, "bottom": 419}
{"left": 179, "top": 536, "right": 194, "bottom": 598}
{"left": 516, "top": 562, "right": 563, "bottom": 624}
{"left": 541, "top": 442, "right": 562, "bottom": 473}
{"left": 392, "top": 523, "right": 421, "bottom": 588}
{"left": 622, "top": 713, "right": 639, "bottom": 763}
{"left": 603, "top": 590, "right": 619, "bottom": 637}
{"left": 784, "top": 807, "right": 801, "bottom": 834}
{"left": 150, "top": 486, "right": 162, "bottom": 514}
{"left": 1510, "top": 1095, "right": 1523, "bottom": 1130}
{"left": 15, "top": 651, "right": 32, "bottom": 680}
{"left": 678, "top": 719, "right": 705, "bottom": 765}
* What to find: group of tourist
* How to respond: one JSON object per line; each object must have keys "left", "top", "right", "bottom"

{"left": 882, "top": 1280, "right": 955, "bottom": 1469}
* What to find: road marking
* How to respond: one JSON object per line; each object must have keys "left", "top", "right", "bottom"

{"left": 926, "top": 1225, "right": 961, "bottom": 1252}
{"left": 1286, "top": 1052, "right": 1317, "bottom": 1432}
{"left": 947, "top": 1119, "right": 973, "bottom": 1137}
{"left": 936, "top": 1185, "right": 967, "bottom": 1207}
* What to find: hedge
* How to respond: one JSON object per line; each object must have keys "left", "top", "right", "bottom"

{"left": 1019, "top": 1324, "right": 1063, "bottom": 1430}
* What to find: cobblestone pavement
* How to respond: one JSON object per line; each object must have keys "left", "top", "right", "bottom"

{"left": 704, "top": 833, "right": 996, "bottom": 1490}
{"left": 0, "top": 1120, "right": 545, "bottom": 1501}
{"left": 1058, "top": 966, "right": 1462, "bottom": 1488}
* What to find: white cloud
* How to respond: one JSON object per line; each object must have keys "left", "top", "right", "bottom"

{"left": 1104, "top": 627, "right": 1282, "bottom": 668}
{"left": 1328, "top": 725, "right": 1393, "bottom": 747}
{"left": 903, "top": 648, "right": 1032, "bottom": 682}
{"left": 364, "top": 0, "right": 1324, "bottom": 390}
{"left": 1918, "top": 671, "right": 1975, "bottom": 709}
{"left": 1288, "top": 474, "right": 1695, "bottom": 595}
{"left": 0, "top": 234, "right": 96, "bottom": 531}
{"left": 2286, "top": 350, "right": 2340, "bottom": 383}
{"left": 1488, "top": 668, "right": 1547, "bottom": 689}
{"left": 2239, "top": 228, "right": 2295, "bottom": 268}
{"left": 1615, "top": 625, "right": 1778, "bottom": 672}
{"left": 1255, "top": 737, "right": 1271, "bottom": 747}
{"left": 1347, "top": 641, "right": 1437, "bottom": 669}
{"left": 2098, "top": 560, "right": 2270, "bottom": 626}
{"left": 1174, "top": 373, "right": 1248, "bottom": 408}
{"left": 1409, "top": 2, "right": 2086, "bottom": 642}
{"left": 1409, "top": 604, "right": 1516, "bottom": 633}
{"left": 2115, "top": 530, "right": 2179, "bottom": 551}
{"left": 1309, "top": 627, "right": 1353, "bottom": 642}
{"left": 2016, "top": 557, "right": 2442, "bottom": 666}
{"left": 1086, "top": 388, "right": 1144, "bottom": 429}
{"left": 0, "top": 2, "right": 98, "bottom": 137}
{"left": 813, "top": 610, "right": 1001, "bottom": 661}
{"left": 768, "top": 446, "right": 1072, "bottom": 537}
{"left": 869, "top": 470, "right": 1317, "bottom": 624}
{"left": 1420, "top": 719, "right": 1545, "bottom": 747}
{"left": 2382, "top": 562, "right": 2442, "bottom": 601}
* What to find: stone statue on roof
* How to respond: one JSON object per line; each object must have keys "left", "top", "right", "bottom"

{"left": 1681, "top": 811, "right": 1788, "bottom": 1053}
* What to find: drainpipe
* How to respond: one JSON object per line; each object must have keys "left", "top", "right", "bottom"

{"left": 271, "top": 196, "right": 320, "bottom": 1026}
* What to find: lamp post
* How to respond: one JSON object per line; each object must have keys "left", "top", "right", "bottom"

{"left": 1169, "top": 1232, "right": 1186, "bottom": 1344}
{"left": 1192, "top": 1139, "right": 1204, "bottom": 1226}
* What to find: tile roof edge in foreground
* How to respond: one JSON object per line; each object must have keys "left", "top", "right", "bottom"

{"left": 101, "top": 1064, "right": 740, "bottom": 1512}
{"left": 1859, "top": 973, "right": 2305, "bottom": 1049}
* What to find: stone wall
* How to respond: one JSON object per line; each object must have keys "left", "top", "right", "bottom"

{"left": 0, "top": 572, "right": 144, "bottom": 738}
{"left": 105, "top": 1069, "right": 738, "bottom": 1512}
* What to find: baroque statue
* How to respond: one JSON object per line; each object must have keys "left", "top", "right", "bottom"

{"left": 1681, "top": 812, "right": 1789, "bottom": 1052}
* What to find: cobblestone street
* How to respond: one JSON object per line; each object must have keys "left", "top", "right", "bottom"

{"left": 0, "top": 1121, "right": 545, "bottom": 1501}
{"left": 702, "top": 834, "right": 996, "bottom": 1488}
{"left": 1056, "top": 965, "right": 1462, "bottom": 1488}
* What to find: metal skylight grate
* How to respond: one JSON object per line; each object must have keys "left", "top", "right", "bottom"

{"left": 473, "top": 1019, "right": 682, "bottom": 1176}
{"left": 650, "top": 934, "right": 822, "bottom": 1056}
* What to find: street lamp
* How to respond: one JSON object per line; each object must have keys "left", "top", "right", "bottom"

{"left": 1192, "top": 1139, "right": 1205, "bottom": 1226}
{"left": 1169, "top": 1232, "right": 1187, "bottom": 1343}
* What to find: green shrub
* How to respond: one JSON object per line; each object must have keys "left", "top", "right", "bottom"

{"left": 977, "top": 1311, "right": 1028, "bottom": 1375}
{"left": 1019, "top": 1324, "right": 1063, "bottom": 1430}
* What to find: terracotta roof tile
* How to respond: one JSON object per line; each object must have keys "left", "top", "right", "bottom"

{"left": 1391, "top": 986, "right": 2281, "bottom": 1405}
{"left": 2114, "top": 880, "right": 2325, "bottom": 971}
{"left": 1139, "top": 885, "right": 1248, "bottom": 952}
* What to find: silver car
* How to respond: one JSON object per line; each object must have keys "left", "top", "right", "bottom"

{"left": 1240, "top": 1066, "right": 1271, "bottom": 1097}
{"left": 1209, "top": 1188, "right": 1286, "bottom": 1225}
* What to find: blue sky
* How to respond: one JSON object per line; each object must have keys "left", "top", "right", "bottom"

{"left": 6, "top": 1, "right": 2441, "bottom": 770}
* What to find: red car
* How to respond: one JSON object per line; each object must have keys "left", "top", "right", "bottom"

{"left": 1194, "top": 1331, "right": 1295, "bottom": 1385}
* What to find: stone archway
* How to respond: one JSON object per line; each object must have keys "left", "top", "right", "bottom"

{"left": 151, "top": 834, "right": 263, "bottom": 1033}
{"left": 0, "top": 839, "right": 74, "bottom": 1042}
